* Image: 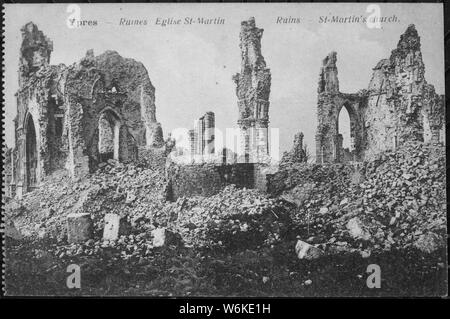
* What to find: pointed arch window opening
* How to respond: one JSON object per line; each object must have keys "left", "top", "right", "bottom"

{"left": 25, "top": 114, "right": 38, "bottom": 190}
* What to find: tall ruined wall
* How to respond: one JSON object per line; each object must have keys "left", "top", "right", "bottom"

{"left": 363, "top": 24, "right": 444, "bottom": 159}
{"left": 233, "top": 17, "right": 271, "bottom": 163}
{"left": 315, "top": 52, "right": 366, "bottom": 164}
{"left": 64, "top": 49, "right": 161, "bottom": 176}
{"left": 13, "top": 22, "right": 67, "bottom": 197}
{"left": 11, "top": 22, "right": 163, "bottom": 197}
{"left": 315, "top": 24, "right": 444, "bottom": 164}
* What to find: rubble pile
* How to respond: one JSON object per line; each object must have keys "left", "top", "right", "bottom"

{"left": 5, "top": 155, "right": 167, "bottom": 243}
{"left": 5, "top": 141, "right": 445, "bottom": 263}
{"left": 154, "top": 185, "right": 293, "bottom": 250}
{"left": 276, "top": 141, "right": 446, "bottom": 256}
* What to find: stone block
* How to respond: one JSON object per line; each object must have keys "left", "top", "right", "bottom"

{"left": 295, "top": 240, "right": 325, "bottom": 260}
{"left": 346, "top": 217, "right": 371, "bottom": 241}
{"left": 102, "top": 213, "right": 130, "bottom": 240}
{"left": 152, "top": 228, "right": 167, "bottom": 247}
{"left": 103, "top": 213, "right": 121, "bottom": 240}
{"left": 67, "top": 213, "right": 93, "bottom": 243}
{"left": 151, "top": 227, "right": 180, "bottom": 247}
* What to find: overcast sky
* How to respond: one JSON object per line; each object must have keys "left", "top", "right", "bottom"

{"left": 3, "top": 3, "right": 444, "bottom": 157}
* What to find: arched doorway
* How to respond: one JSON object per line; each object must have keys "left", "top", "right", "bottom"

{"left": 335, "top": 104, "right": 354, "bottom": 162}
{"left": 98, "top": 110, "right": 121, "bottom": 163}
{"left": 26, "top": 115, "right": 38, "bottom": 190}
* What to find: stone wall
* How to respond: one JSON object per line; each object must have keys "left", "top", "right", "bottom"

{"left": 166, "top": 161, "right": 272, "bottom": 200}
{"left": 13, "top": 22, "right": 67, "bottom": 197}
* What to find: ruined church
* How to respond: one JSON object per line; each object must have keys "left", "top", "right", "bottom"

{"left": 315, "top": 25, "right": 445, "bottom": 163}
{"left": 6, "top": 20, "right": 445, "bottom": 200}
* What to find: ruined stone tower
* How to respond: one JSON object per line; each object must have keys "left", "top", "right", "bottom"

{"left": 233, "top": 17, "right": 271, "bottom": 163}
{"left": 13, "top": 22, "right": 63, "bottom": 198}
{"left": 315, "top": 24, "right": 444, "bottom": 164}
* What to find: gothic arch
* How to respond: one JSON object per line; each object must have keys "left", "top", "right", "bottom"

{"left": 97, "top": 108, "right": 122, "bottom": 162}
{"left": 315, "top": 97, "right": 363, "bottom": 164}
{"left": 24, "top": 113, "right": 38, "bottom": 191}
{"left": 335, "top": 102, "right": 358, "bottom": 162}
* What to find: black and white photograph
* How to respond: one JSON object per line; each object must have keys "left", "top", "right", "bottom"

{"left": 1, "top": 2, "right": 447, "bottom": 299}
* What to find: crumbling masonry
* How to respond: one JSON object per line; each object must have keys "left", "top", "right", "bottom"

{"left": 188, "top": 111, "right": 215, "bottom": 159}
{"left": 315, "top": 25, "right": 445, "bottom": 163}
{"left": 233, "top": 18, "right": 271, "bottom": 163}
{"left": 166, "top": 18, "right": 273, "bottom": 199}
{"left": 9, "top": 22, "right": 164, "bottom": 198}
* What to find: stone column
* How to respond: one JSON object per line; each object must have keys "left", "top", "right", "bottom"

{"left": 204, "top": 112, "right": 215, "bottom": 155}
{"left": 233, "top": 18, "right": 271, "bottom": 163}
{"left": 188, "top": 129, "right": 195, "bottom": 156}
{"left": 66, "top": 101, "right": 90, "bottom": 179}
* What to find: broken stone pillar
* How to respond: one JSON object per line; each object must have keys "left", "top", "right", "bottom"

{"left": 204, "top": 111, "right": 215, "bottom": 155}
{"left": 67, "top": 213, "right": 93, "bottom": 243}
{"left": 282, "top": 132, "right": 306, "bottom": 164}
{"left": 147, "top": 122, "right": 164, "bottom": 148}
{"left": 66, "top": 101, "right": 90, "bottom": 178}
{"left": 233, "top": 17, "right": 271, "bottom": 163}
{"left": 194, "top": 117, "right": 205, "bottom": 156}
{"left": 188, "top": 129, "right": 195, "bottom": 156}
{"left": 318, "top": 51, "right": 339, "bottom": 94}
{"left": 19, "top": 22, "right": 53, "bottom": 81}
{"left": 140, "top": 84, "right": 164, "bottom": 148}
{"left": 335, "top": 134, "right": 343, "bottom": 162}
{"left": 98, "top": 112, "right": 114, "bottom": 157}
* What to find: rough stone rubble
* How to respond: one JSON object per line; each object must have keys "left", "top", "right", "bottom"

{"left": 3, "top": 19, "right": 446, "bottom": 272}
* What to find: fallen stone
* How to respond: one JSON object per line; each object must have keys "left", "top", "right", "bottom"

{"left": 151, "top": 227, "right": 167, "bottom": 247}
{"left": 295, "top": 240, "right": 325, "bottom": 260}
{"left": 328, "top": 242, "right": 356, "bottom": 255}
{"left": 103, "top": 213, "right": 121, "bottom": 240}
{"left": 126, "top": 192, "right": 136, "bottom": 204}
{"left": 346, "top": 217, "right": 371, "bottom": 241}
{"left": 43, "top": 208, "right": 55, "bottom": 218}
{"left": 402, "top": 173, "right": 414, "bottom": 180}
{"left": 4, "top": 222, "right": 22, "bottom": 240}
{"left": 37, "top": 228, "right": 47, "bottom": 239}
{"left": 67, "top": 213, "right": 93, "bottom": 243}
{"left": 414, "top": 232, "right": 442, "bottom": 254}
{"left": 360, "top": 250, "right": 371, "bottom": 258}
